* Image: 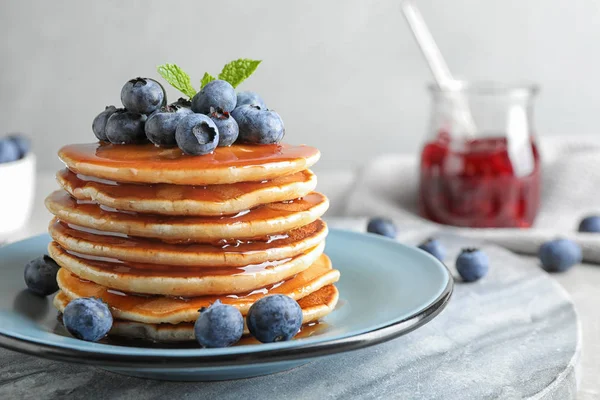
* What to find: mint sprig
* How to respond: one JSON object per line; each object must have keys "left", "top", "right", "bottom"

{"left": 157, "top": 64, "right": 197, "bottom": 98}
{"left": 200, "top": 72, "right": 216, "bottom": 89}
{"left": 157, "top": 59, "right": 262, "bottom": 97}
{"left": 218, "top": 59, "right": 261, "bottom": 88}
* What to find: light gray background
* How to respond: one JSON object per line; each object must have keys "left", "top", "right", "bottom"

{"left": 1, "top": 0, "right": 598, "bottom": 171}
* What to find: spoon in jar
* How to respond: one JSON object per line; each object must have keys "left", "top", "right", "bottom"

{"left": 401, "top": 0, "right": 477, "bottom": 137}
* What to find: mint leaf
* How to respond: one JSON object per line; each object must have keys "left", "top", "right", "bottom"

{"left": 218, "top": 59, "right": 261, "bottom": 88}
{"left": 200, "top": 72, "right": 216, "bottom": 88}
{"left": 157, "top": 63, "right": 197, "bottom": 98}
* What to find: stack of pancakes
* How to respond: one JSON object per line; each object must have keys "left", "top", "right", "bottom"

{"left": 46, "top": 142, "right": 339, "bottom": 342}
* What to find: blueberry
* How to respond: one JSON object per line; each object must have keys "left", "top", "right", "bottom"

{"left": 231, "top": 105, "right": 285, "bottom": 144}
{"left": 578, "top": 216, "right": 600, "bottom": 233}
{"left": 0, "top": 139, "right": 20, "bottom": 163}
{"left": 194, "top": 300, "right": 244, "bottom": 348}
{"left": 191, "top": 80, "right": 237, "bottom": 114}
{"left": 6, "top": 133, "right": 30, "bottom": 158}
{"left": 175, "top": 114, "right": 219, "bottom": 155}
{"left": 246, "top": 294, "right": 303, "bottom": 343}
{"left": 366, "top": 217, "right": 397, "bottom": 238}
{"left": 24, "top": 255, "right": 60, "bottom": 296}
{"left": 120, "top": 77, "right": 166, "bottom": 114}
{"left": 418, "top": 238, "right": 446, "bottom": 261}
{"left": 209, "top": 108, "right": 239, "bottom": 147}
{"left": 456, "top": 248, "right": 489, "bottom": 282}
{"left": 538, "top": 239, "right": 582, "bottom": 272}
{"left": 172, "top": 97, "right": 192, "bottom": 109}
{"left": 92, "top": 106, "right": 118, "bottom": 142}
{"left": 236, "top": 91, "right": 266, "bottom": 109}
{"left": 63, "top": 297, "right": 113, "bottom": 342}
{"left": 105, "top": 109, "right": 147, "bottom": 144}
{"left": 145, "top": 104, "right": 193, "bottom": 146}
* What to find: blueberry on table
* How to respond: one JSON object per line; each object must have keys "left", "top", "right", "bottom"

{"left": 456, "top": 248, "right": 489, "bottom": 282}
{"left": 209, "top": 107, "right": 239, "bottom": 147}
{"left": 120, "top": 77, "right": 166, "bottom": 114}
{"left": 105, "top": 109, "right": 147, "bottom": 144}
{"left": 145, "top": 104, "right": 193, "bottom": 146}
{"left": 24, "top": 255, "right": 60, "bottom": 296}
{"left": 63, "top": 297, "right": 113, "bottom": 342}
{"left": 418, "top": 238, "right": 446, "bottom": 261}
{"left": 578, "top": 215, "right": 600, "bottom": 233}
{"left": 231, "top": 105, "right": 285, "bottom": 144}
{"left": 191, "top": 79, "right": 237, "bottom": 114}
{"left": 236, "top": 91, "right": 266, "bottom": 109}
{"left": 247, "top": 295, "right": 303, "bottom": 343}
{"left": 366, "top": 217, "right": 397, "bottom": 239}
{"left": 194, "top": 300, "right": 244, "bottom": 348}
{"left": 92, "top": 106, "right": 118, "bottom": 142}
{"left": 6, "top": 133, "right": 30, "bottom": 158}
{"left": 0, "top": 139, "right": 20, "bottom": 163}
{"left": 175, "top": 113, "right": 220, "bottom": 155}
{"left": 538, "top": 239, "right": 582, "bottom": 272}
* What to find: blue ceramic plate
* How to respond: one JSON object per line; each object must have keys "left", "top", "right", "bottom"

{"left": 0, "top": 229, "right": 452, "bottom": 381}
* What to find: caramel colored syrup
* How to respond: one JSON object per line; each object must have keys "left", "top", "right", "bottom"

{"left": 46, "top": 190, "right": 327, "bottom": 237}
{"left": 50, "top": 218, "right": 326, "bottom": 256}
{"left": 57, "top": 254, "right": 335, "bottom": 318}
{"left": 58, "top": 143, "right": 320, "bottom": 185}
{"left": 57, "top": 168, "right": 315, "bottom": 205}
{"left": 61, "top": 245, "right": 303, "bottom": 278}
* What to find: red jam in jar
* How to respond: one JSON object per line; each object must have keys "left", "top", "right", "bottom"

{"left": 419, "top": 134, "right": 541, "bottom": 228}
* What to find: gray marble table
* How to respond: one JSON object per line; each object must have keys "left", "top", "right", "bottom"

{"left": 0, "top": 173, "right": 590, "bottom": 399}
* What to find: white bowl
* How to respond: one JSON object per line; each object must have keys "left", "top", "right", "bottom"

{"left": 0, "top": 154, "right": 36, "bottom": 235}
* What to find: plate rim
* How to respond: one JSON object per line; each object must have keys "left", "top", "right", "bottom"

{"left": 0, "top": 229, "right": 453, "bottom": 369}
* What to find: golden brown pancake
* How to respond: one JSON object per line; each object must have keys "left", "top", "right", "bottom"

{"left": 57, "top": 168, "right": 318, "bottom": 216}
{"left": 59, "top": 143, "right": 320, "bottom": 185}
{"left": 53, "top": 285, "right": 339, "bottom": 342}
{"left": 49, "top": 218, "right": 328, "bottom": 267}
{"left": 45, "top": 190, "right": 329, "bottom": 241}
{"left": 49, "top": 241, "right": 325, "bottom": 297}
{"left": 54, "top": 254, "right": 339, "bottom": 324}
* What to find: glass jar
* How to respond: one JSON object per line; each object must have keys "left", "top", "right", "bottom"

{"left": 418, "top": 82, "right": 541, "bottom": 228}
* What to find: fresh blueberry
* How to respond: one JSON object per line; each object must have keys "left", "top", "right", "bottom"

{"left": 175, "top": 113, "right": 219, "bottom": 155}
{"left": 171, "top": 97, "right": 192, "bottom": 109}
{"left": 236, "top": 91, "right": 266, "bottom": 109}
{"left": 456, "top": 248, "right": 489, "bottom": 282}
{"left": 194, "top": 300, "right": 244, "bottom": 348}
{"left": 209, "top": 107, "right": 239, "bottom": 147}
{"left": 92, "top": 106, "right": 118, "bottom": 142}
{"left": 366, "top": 217, "right": 397, "bottom": 238}
{"left": 191, "top": 80, "right": 237, "bottom": 114}
{"left": 578, "top": 216, "right": 600, "bottom": 233}
{"left": 0, "top": 139, "right": 20, "bottom": 163}
{"left": 63, "top": 297, "right": 113, "bottom": 342}
{"left": 105, "top": 109, "right": 147, "bottom": 144}
{"left": 538, "top": 239, "right": 582, "bottom": 272}
{"left": 121, "top": 77, "right": 166, "bottom": 114}
{"left": 145, "top": 104, "right": 193, "bottom": 146}
{"left": 246, "top": 294, "right": 303, "bottom": 343}
{"left": 418, "top": 238, "right": 446, "bottom": 261}
{"left": 231, "top": 105, "right": 285, "bottom": 144}
{"left": 24, "top": 255, "right": 60, "bottom": 296}
{"left": 6, "top": 133, "right": 30, "bottom": 158}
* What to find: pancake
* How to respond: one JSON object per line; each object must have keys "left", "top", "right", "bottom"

{"left": 48, "top": 241, "right": 325, "bottom": 296}
{"left": 54, "top": 254, "right": 339, "bottom": 324}
{"left": 53, "top": 285, "right": 339, "bottom": 342}
{"left": 57, "top": 168, "right": 318, "bottom": 216}
{"left": 59, "top": 143, "right": 320, "bottom": 185}
{"left": 49, "top": 218, "right": 328, "bottom": 267}
{"left": 45, "top": 190, "right": 329, "bottom": 241}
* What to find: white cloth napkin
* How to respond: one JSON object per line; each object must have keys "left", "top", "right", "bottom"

{"left": 341, "top": 135, "right": 600, "bottom": 264}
